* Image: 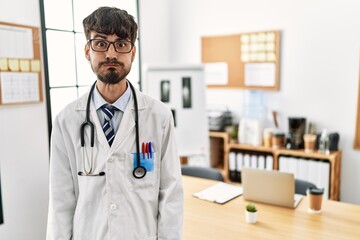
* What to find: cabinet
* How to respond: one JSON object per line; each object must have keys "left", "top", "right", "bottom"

{"left": 209, "top": 131, "right": 342, "bottom": 201}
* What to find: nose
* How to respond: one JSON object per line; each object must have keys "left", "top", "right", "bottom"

{"left": 105, "top": 43, "right": 117, "bottom": 61}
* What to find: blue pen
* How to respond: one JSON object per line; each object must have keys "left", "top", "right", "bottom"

{"left": 148, "top": 142, "right": 152, "bottom": 159}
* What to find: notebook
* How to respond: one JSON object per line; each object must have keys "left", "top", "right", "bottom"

{"left": 193, "top": 182, "right": 243, "bottom": 204}
{"left": 241, "top": 168, "right": 303, "bottom": 208}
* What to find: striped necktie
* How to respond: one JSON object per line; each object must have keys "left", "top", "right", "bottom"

{"left": 101, "top": 104, "right": 116, "bottom": 146}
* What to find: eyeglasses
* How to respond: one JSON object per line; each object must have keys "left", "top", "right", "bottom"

{"left": 88, "top": 39, "right": 134, "bottom": 53}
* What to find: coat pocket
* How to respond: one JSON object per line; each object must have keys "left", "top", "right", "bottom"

{"left": 125, "top": 152, "right": 160, "bottom": 191}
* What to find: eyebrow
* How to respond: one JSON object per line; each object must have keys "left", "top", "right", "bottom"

{"left": 92, "top": 34, "right": 126, "bottom": 42}
{"left": 92, "top": 34, "right": 107, "bottom": 39}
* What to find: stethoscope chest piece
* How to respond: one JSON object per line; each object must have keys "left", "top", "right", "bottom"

{"left": 133, "top": 166, "right": 147, "bottom": 179}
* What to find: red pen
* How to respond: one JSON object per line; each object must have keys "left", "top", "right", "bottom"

{"left": 142, "top": 142, "right": 145, "bottom": 159}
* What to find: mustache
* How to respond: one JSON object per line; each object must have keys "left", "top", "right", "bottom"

{"left": 99, "top": 60, "right": 124, "bottom": 67}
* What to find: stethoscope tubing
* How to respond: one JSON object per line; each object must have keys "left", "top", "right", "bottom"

{"left": 78, "top": 80, "right": 146, "bottom": 178}
{"left": 128, "top": 82, "right": 147, "bottom": 179}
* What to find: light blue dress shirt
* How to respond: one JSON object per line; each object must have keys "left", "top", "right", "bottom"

{"left": 92, "top": 83, "right": 131, "bottom": 134}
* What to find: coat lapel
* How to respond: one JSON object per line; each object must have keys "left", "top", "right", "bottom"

{"left": 110, "top": 88, "right": 146, "bottom": 153}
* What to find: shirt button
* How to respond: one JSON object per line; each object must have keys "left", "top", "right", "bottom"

{"left": 110, "top": 204, "right": 117, "bottom": 210}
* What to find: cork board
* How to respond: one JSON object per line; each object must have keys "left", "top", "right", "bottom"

{"left": 202, "top": 30, "right": 280, "bottom": 91}
{"left": 0, "top": 21, "right": 43, "bottom": 105}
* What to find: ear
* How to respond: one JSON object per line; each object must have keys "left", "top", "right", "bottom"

{"left": 85, "top": 43, "right": 90, "bottom": 61}
{"left": 131, "top": 45, "right": 136, "bottom": 62}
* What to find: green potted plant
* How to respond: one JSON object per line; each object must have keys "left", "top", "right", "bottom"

{"left": 230, "top": 127, "right": 238, "bottom": 143}
{"left": 245, "top": 203, "right": 258, "bottom": 223}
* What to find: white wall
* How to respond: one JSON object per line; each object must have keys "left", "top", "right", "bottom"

{"left": 139, "top": 0, "right": 172, "bottom": 64}
{"left": 140, "top": 0, "right": 360, "bottom": 204}
{"left": 0, "top": 1, "right": 359, "bottom": 238}
{"left": 0, "top": 0, "right": 49, "bottom": 239}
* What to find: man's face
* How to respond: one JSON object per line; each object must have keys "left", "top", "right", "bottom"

{"left": 85, "top": 32, "right": 136, "bottom": 84}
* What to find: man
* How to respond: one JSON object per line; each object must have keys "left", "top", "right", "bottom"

{"left": 47, "top": 7, "right": 183, "bottom": 240}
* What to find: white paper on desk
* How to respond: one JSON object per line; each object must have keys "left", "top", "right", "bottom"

{"left": 193, "top": 182, "right": 243, "bottom": 204}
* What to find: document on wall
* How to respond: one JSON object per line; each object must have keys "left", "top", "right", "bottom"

{"left": 193, "top": 182, "right": 243, "bottom": 204}
{"left": 0, "top": 24, "right": 34, "bottom": 59}
{"left": 0, "top": 72, "right": 40, "bottom": 103}
{"left": 244, "top": 63, "right": 276, "bottom": 87}
{"left": 204, "top": 62, "right": 228, "bottom": 85}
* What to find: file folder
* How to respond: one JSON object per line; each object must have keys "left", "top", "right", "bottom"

{"left": 258, "top": 155, "right": 265, "bottom": 169}
{"left": 236, "top": 152, "right": 243, "bottom": 182}
{"left": 265, "top": 155, "right": 274, "bottom": 170}
{"left": 250, "top": 155, "right": 258, "bottom": 168}
{"left": 228, "top": 152, "right": 237, "bottom": 182}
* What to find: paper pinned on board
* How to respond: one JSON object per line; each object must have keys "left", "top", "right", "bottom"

{"left": 244, "top": 62, "right": 276, "bottom": 87}
{"left": 204, "top": 62, "right": 228, "bottom": 85}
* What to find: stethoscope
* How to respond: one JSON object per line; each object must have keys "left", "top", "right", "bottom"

{"left": 78, "top": 80, "right": 147, "bottom": 179}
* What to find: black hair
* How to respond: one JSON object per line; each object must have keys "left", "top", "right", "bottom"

{"left": 83, "top": 6, "right": 138, "bottom": 43}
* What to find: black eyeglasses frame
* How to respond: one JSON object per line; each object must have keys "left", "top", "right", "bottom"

{"left": 88, "top": 39, "right": 134, "bottom": 53}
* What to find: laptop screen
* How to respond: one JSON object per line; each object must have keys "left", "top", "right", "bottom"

{"left": 242, "top": 168, "right": 300, "bottom": 208}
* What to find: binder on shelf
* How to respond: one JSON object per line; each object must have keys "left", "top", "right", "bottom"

{"left": 250, "top": 155, "right": 258, "bottom": 168}
{"left": 298, "top": 159, "right": 309, "bottom": 182}
{"left": 317, "top": 161, "right": 330, "bottom": 199}
{"left": 258, "top": 155, "right": 265, "bottom": 169}
{"left": 228, "top": 152, "right": 237, "bottom": 182}
{"left": 244, "top": 154, "right": 251, "bottom": 168}
{"left": 279, "top": 156, "right": 289, "bottom": 173}
{"left": 236, "top": 152, "right": 243, "bottom": 182}
{"left": 307, "top": 159, "right": 319, "bottom": 192}
{"left": 265, "top": 155, "right": 273, "bottom": 170}
{"left": 288, "top": 157, "right": 298, "bottom": 179}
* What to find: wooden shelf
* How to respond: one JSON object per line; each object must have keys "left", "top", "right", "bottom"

{"left": 209, "top": 131, "right": 342, "bottom": 201}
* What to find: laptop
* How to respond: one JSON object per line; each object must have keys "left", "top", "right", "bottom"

{"left": 241, "top": 168, "right": 303, "bottom": 208}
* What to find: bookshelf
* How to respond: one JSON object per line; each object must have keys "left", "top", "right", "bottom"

{"left": 209, "top": 131, "right": 342, "bottom": 201}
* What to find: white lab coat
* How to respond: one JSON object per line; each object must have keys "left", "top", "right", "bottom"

{"left": 47, "top": 87, "right": 183, "bottom": 240}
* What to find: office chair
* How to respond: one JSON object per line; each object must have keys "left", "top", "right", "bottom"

{"left": 295, "top": 179, "right": 317, "bottom": 195}
{"left": 181, "top": 165, "right": 224, "bottom": 182}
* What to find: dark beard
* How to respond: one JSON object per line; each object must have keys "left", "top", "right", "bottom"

{"left": 96, "top": 61, "right": 131, "bottom": 84}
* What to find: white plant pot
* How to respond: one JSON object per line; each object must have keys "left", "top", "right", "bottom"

{"left": 245, "top": 210, "right": 258, "bottom": 224}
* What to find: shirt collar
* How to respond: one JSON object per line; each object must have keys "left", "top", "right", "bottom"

{"left": 93, "top": 82, "right": 131, "bottom": 112}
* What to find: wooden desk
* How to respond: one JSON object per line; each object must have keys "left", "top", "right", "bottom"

{"left": 183, "top": 176, "right": 360, "bottom": 240}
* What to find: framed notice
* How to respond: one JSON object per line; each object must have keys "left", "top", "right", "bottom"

{"left": 0, "top": 22, "right": 43, "bottom": 105}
